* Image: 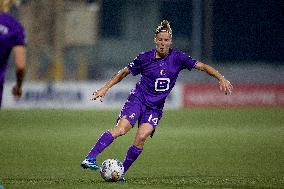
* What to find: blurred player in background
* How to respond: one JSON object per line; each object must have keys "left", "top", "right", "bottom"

{"left": 0, "top": 0, "right": 26, "bottom": 108}
{"left": 81, "top": 20, "right": 233, "bottom": 181}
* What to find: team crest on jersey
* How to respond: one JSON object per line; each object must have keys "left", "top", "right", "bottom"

{"left": 0, "top": 24, "right": 9, "bottom": 35}
{"left": 129, "top": 113, "right": 136, "bottom": 119}
{"left": 160, "top": 69, "right": 166, "bottom": 75}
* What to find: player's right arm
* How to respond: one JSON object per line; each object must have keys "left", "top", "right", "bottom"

{"left": 91, "top": 67, "right": 130, "bottom": 101}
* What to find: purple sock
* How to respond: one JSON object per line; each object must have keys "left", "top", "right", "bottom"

{"left": 123, "top": 145, "right": 143, "bottom": 172}
{"left": 86, "top": 131, "right": 114, "bottom": 159}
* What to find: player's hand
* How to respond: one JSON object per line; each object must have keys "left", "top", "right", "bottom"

{"left": 219, "top": 78, "right": 233, "bottom": 95}
{"left": 90, "top": 87, "right": 108, "bottom": 102}
{"left": 12, "top": 84, "right": 22, "bottom": 100}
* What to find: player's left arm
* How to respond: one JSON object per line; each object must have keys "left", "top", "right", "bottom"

{"left": 195, "top": 61, "right": 233, "bottom": 95}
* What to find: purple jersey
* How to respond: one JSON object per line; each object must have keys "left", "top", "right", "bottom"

{"left": 0, "top": 12, "right": 26, "bottom": 83}
{"left": 127, "top": 48, "right": 197, "bottom": 109}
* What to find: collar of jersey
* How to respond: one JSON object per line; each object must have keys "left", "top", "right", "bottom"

{"left": 152, "top": 48, "right": 172, "bottom": 61}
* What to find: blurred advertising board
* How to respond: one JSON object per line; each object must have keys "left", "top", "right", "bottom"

{"left": 2, "top": 82, "right": 181, "bottom": 109}
{"left": 3, "top": 82, "right": 283, "bottom": 109}
{"left": 183, "top": 84, "right": 284, "bottom": 107}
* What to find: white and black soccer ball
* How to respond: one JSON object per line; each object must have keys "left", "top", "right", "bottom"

{"left": 100, "top": 159, "right": 124, "bottom": 182}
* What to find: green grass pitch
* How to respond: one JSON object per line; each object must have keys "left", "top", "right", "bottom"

{"left": 0, "top": 108, "right": 283, "bottom": 189}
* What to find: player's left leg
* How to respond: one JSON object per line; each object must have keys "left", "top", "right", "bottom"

{"left": 119, "top": 108, "right": 162, "bottom": 182}
{"left": 123, "top": 123, "right": 154, "bottom": 173}
{"left": 118, "top": 123, "right": 154, "bottom": 182}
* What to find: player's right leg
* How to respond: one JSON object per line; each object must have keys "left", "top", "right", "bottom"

{"left": 81, "top": 158, "right": 100, "bottom": 170}
{"left": 81, "top": 94, "right": 141, "bottom": 171}
{"left": 109, "top": 116, "right": 133, "bottom": 138}
{"left": 81, "top": 117, "right": 132, "bottom": 170}
{"left": 81, "top": 130, "right": 114, "bottom": 170}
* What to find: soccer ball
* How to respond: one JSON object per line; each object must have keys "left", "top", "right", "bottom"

{"left": 100, "top": 159, "right": 124, "bottom": 182}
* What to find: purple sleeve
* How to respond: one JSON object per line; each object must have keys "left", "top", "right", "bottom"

{"left": 14, "top": 23, "right": 26, "bottom": 46}
{"left": 179, "top": 52, "right": 197, "bottom": 71}
{"left": 127, "top": 55, "right": 143, "bottom": 76}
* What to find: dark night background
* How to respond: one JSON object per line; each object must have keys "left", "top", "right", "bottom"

{"left": 87, "top": 0, "right": 284, "bottom": 63}
{"left": 213, "top": 0, "right": 283, "bottom": 62}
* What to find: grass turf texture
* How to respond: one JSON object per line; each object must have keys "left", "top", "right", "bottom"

{"left": 0, "top": 108, "right": 283, "bottom": 189}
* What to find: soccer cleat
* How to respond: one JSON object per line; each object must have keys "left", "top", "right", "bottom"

{"left": 81, "top": 158, "right": 100, "bottom": 170}
{"left": 117, "top": 177, "right": 126, "bottom": 182}
{"left": 117, "top": 174, "right": 126, "bottom": 182}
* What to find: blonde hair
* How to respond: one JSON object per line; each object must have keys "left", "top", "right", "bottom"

{"left": 0, "top": 0, "right": 18, "bottom": 12}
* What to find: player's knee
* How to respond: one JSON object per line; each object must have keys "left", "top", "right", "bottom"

{"left": 136, "top": 133, "right": 148, "bottom": 144}
{"left": 117, "top": 127, "right": 128, "bottom": 137}
{"left": 110, "top": 128, "right": 124, "bottom": 138}
{"left": 111, "top": 125, "right": 131, "bottom": 138}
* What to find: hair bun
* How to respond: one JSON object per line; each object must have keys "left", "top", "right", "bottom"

{"left": 161, "top": 20, "right": 170, "bottom": 27}
{"left": 155, "top": 20, "right": 172, "bottom": 36}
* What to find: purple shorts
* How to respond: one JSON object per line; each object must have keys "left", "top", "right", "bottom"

{"left": 117, "top": 94, "right": 163, "bottom": 129}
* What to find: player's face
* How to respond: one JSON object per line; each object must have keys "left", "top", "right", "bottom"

{"left": 155, "top": 32, "right": 172, "bottom": 58}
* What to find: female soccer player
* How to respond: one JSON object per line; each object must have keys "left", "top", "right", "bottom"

{"left": 0, "top": 0, "right": 26, "bottom": 108}
{"left": 81, "top": 20, "right": 233, "bottom": 181}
